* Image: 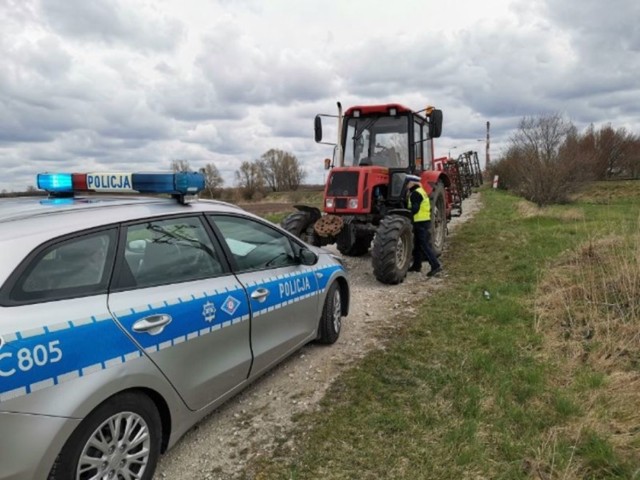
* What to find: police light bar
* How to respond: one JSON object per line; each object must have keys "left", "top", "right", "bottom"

{"left": 36, "top": 172, "right": 205, "bottom": 197}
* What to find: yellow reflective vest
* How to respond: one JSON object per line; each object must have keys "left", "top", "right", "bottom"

{"left": 407, "top": 186, "right": 431, "bottom": 222}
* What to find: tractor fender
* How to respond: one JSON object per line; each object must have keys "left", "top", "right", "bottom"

{"left": 419, "top": 170, "right": 451, "bottom": 194}
{"left": 293, "top": 204, "right": 322, "bottom": 223}
{"left": 386, "top": 208, "right": 412, "bottom": 220}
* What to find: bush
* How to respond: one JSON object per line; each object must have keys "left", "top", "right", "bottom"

{"left": 490, "top": 114, "right": 588, "bottom": 206}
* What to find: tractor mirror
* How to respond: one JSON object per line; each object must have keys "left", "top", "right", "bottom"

{"left": 314, "top": 115, "right": 323, "bottom": 143}
{"left": 324, "top": 158, "right": 331, "bottom": 170}
{"left": 429, "top": 109, "right": 443, "bottom": 138}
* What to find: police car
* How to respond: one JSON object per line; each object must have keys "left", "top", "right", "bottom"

{"left": 0, "top": 172, "right": 349, "bottom": 480}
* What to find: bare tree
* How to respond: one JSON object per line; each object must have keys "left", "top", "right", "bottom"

{"left": 257, "top": 149, "right": 306, "bottom": 191}
{"left": 257, "top": 152, "right": 279, "bottom": 192}
{"left": 621, "top": 136, "right": 640, "bottom": 179}
{"left": 171, "top": 159, "right": 191, "bottom": 172}
{"left": 496, "top": 113, "right": 582, "bottom": 205}
{"left": 199, "top": 163, "right": 224, "bottom": 198}
{"left": 235, "top": 161, "right": 264, "bottom": 200}
{"left": 591, "top": 125, "right": 637, "bottom": 178}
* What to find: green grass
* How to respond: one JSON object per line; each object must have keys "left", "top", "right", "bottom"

{"left": 263, "top": 212, "right": 289, "bottom": 225}
{"left": 249, "top": 182, "right": 640, "bottom": 480}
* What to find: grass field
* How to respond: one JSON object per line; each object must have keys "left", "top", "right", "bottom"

{"left": 250, "top": 181, "right": 640, "bottom": 479}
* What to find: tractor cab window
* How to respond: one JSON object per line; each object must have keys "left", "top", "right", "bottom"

{"left": 344, "top": 116, "right": 409, "bottom": 168}
{"left": 414, "top": 121, "right": 424, "bottom": 170}
{"left": 413, "top": 118, "right": 433, "bottom": 171}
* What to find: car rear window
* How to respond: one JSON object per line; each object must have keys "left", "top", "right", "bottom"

{"left": 8, "top": 230, "right": 117, "bottom": 303}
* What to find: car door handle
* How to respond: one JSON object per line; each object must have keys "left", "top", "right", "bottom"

{"left": 133, "top": 314, "right": 172, "bottom": 336}
{"left": 251, "top": 288, "right": 269, "bottom": 302}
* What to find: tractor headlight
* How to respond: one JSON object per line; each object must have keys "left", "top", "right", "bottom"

{"left": 348, "top": 198, "right": 358, "bottom": 209}
{"left": 325, "top": 198, "right": 334, "bottom": 208}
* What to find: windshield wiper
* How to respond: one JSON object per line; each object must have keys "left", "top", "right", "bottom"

{"left": 353, "top": 117, "right": 380, "bottom": 142}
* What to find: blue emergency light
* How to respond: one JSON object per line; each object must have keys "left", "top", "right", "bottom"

{"left": 36, "top": 173, "right": 73, "bottom": 193}
{"left": 36, "top": 171, "right": 206, "bottom": 202}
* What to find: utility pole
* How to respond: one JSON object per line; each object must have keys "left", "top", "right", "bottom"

{"left": 485, "top": 121, "right": 491, "bottom": 168}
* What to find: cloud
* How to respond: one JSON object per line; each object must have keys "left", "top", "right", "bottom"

{"left": 1, "top": 0, "right": 639, "bottom": 192}
{"left": 149, "top": 76, "right": 246, "bottom": 122}
{"left": 38, "top": 0, "right": 185, "bottom": 51}
{"left": 196, "top": 19, "right": 340, "bottom": 107}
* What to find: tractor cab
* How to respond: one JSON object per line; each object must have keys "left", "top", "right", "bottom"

{"left": 316, "top": 104, "right": 443, "bottom": 215}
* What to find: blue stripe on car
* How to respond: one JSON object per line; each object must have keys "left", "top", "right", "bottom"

{"left": 0, "top": 264, "right": 344, "bottom": 403}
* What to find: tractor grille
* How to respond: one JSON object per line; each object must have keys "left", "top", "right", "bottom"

{"left": 327, "top": 171, "right": 359, "bottom": 197}
{"left": 335, "top": 198, "right": 347, "bottom": 209}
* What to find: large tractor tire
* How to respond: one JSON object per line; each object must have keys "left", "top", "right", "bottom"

{"left": 337, "top": 231, "right": 373, "bottom": 257}
{"left": 371, "top": 215, "right": 413, "bottom": 285}
{"left": 281, "top": 211, "right": 317, "bottom": 245}
{"left": 430, "top": 181, "right": 447, "bottom": 256}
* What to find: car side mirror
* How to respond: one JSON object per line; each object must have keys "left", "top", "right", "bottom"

{"left": 298, "top": 248, "right": 318, "bottom": 266}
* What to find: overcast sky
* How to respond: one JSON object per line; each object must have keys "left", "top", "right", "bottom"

{"left": 1, "top": 0, "right": 638, "bottom": 191}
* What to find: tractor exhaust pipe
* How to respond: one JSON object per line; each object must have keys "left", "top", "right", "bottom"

{"left": 337, "top": 102, "right": 344, "bottom": 167}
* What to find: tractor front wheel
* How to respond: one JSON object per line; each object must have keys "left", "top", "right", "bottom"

{"left": 281, "top": 211, "right": 317, "bottom": 245}
{"left": 337, "top": 231, "right": 373, "bottom": 257}
{"left": 371, "top": 215, "right": 413, "bottom": 284}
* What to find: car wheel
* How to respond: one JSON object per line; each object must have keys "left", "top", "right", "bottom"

{"left": 317, "top": 281, "right": 342, "bottom": 344}
{"left": 48, "top": 391, "right": 162, "bottom": 480}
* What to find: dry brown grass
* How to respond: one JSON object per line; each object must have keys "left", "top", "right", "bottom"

{"left": 534, "top": 233, "right": 640, "bottom": 476}
{"left": 536, "top": 235, "right": 639, "bottom": 372}
{"left": 516, "top": 200, "right": 586, "bottom": 222}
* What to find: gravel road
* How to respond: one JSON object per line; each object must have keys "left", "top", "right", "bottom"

{"left": 155, "top": 194, "right": 482, "bottom": 479}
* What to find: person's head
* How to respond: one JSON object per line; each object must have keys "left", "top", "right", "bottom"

{"left": 405, "top": 174, "right": 421, "bottom": 189}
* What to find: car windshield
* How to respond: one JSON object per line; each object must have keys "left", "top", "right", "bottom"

{"left": 343, "top": 115, "right": 410, "bottom": 168}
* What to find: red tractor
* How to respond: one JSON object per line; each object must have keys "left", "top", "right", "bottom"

{"left": 282, "top": 102, "right": 454, "bottom": 285}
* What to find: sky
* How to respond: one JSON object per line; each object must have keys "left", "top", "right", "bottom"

{"left": 1, "top": 0, "right": 639, "bottom": 192}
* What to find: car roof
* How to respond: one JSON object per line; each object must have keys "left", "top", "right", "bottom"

{"left": 0, "top": 195, "right": 247, "bottom": 238}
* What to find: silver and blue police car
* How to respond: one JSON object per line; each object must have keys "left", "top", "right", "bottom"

{"left": 0, "top": 172, "right": 349, "bottom": 480}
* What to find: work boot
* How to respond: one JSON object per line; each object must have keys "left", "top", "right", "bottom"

{"left": 426, "top": 266, "right": 442, "bottom": 278}
{"left": 408, "top": 264, "right": 421, "bottom": 272}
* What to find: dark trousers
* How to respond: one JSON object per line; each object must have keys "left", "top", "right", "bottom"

{"left": 412, "top": 221, "right": 440, "bottom": 271}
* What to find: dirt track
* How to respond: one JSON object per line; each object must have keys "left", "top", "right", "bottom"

{"left": 155, "top": 194, "right": 482, "bottom": 479}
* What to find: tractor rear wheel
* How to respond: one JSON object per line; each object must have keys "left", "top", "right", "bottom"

{"left": 281, "top": 211, "right": 317, "bottom": 245}
{"left": 371, "top": 215, "right": 413, "bottom": 284}
{"left": 430, "top": 181, "right": 446, "bottom": 256}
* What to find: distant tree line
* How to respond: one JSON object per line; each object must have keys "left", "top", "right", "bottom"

{"left": 171, "top": 148, "right": 305, "bottom": 201}
{"left": 489, "top": 114, "right": 640, "bottom": 205}
{"left": 235, "top": 149, "right": 306, "bottom": 200}
{"left": 3, "top": 151, "right": 305, "bottom": 199}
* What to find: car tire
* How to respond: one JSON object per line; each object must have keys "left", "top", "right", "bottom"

{"left": 48, "top": 391, "right": 162, "bottom": 480}
{"left": 317, "top": 281, "right": 342, "bottom": 344}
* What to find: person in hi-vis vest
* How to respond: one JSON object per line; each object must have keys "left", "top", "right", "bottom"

{"left": 405, "top": 175, "right": 442, "bottom": 277}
